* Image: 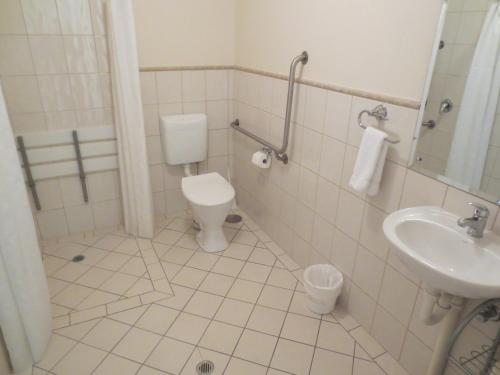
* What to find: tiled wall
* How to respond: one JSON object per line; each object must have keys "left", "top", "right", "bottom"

{"left": 139, "top": 69, "right": 233, "bottom": 216}
{"left": 0, "top": 0, "right": 126, "bottom": 239}
{"left": 230, "top": 69, "right": 500, "bottom": 375}
{"left": 416, "top": 0, "right": 500, "bottom": 198}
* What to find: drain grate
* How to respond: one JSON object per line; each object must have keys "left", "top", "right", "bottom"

{"left": 196, "top": 360, "right": 214, "bottom": 375}
{"left": 225, "top": 214, "right": 242, "bottom": 224}
{"left": 72, "top": 255, "right": 85, "bottom": 263}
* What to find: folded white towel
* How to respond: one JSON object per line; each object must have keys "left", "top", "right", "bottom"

{"left": 349, "top": 127, "right": 389, "bottom": 196}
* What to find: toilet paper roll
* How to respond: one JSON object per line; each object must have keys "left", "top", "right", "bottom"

{"left": 251, "top": 150, "right": 271, "bottom": 169}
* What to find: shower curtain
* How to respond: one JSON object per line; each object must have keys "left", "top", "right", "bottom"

{"left": 0, "top": 83, "right": 52, "bottom": 372}
{"left": 106, "top": 0, "right": 155, "bottom": 238}
{"left": 445, "top": 3, "right": 500, "bottom": 190}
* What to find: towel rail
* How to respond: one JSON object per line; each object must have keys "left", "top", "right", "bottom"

{"left": 357, "top": 105, "right": 400, "bottom": 144}
{"left": 231, "top": 51, "right": 308, "bottom": 164}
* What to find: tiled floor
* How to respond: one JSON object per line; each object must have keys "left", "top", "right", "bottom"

{"left": 32, "top": 210, "right": 407, "bottom": 375}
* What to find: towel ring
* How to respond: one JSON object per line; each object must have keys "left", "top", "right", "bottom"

{"left": 358, "top": 105, "right": 400, "bottom": 144}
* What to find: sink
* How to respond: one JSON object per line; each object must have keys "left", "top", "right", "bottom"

{"left": 383, "top": 206, "right": 500, "bottom": 299}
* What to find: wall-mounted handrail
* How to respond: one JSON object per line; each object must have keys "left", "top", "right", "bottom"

{"left": 231, "top": 51, "right": 308, "bottom": 164}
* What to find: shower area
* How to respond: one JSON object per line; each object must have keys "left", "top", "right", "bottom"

{"left": 0, "top": 0, "right": 167, "bottom": 372}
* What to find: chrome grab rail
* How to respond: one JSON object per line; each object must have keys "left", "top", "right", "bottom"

{"left": 230, "top": 51, "right": 308, "bottom": 164}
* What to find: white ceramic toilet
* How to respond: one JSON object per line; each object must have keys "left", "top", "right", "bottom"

{"left": 160, "top": 113, "right": 235, "bottom": 252}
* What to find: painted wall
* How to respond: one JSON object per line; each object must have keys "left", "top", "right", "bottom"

{"left": 234, "top": 0, "right": 442, "bottom": 102}
{"left": 132, "top": 0, "right": 235, "bottom": 68}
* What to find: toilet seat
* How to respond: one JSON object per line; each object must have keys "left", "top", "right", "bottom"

{"left": 182, "top": 172, "right": 235, "bottom": 206}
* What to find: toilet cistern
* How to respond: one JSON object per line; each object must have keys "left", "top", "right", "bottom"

{"left": 160, "top": 114, "right": 235, "bottom": 252}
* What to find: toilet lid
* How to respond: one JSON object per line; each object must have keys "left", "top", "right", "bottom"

{"left": 182, "top": 172, "right": 235, "bottom": 206}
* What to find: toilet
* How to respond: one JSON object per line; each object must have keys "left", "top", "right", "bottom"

{"left": 160, "top": 113, "right": 235, "bottom": 252}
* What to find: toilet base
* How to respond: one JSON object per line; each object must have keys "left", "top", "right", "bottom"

{"left": 196, "top": 226, "right": 228, "bottom": 252}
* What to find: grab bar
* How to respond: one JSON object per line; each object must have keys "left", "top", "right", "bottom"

{"left": 231, "top": 51, "right": 308, "bottom": 164}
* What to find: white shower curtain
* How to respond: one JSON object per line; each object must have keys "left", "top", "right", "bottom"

{"left": 445, "top": 3, "right": 500, "bottom": 190}
{"left": 106, "top": 0, "right": 155, "bottom": 238}
{"left": 0, "top": 83, "right": 52, "bottom": 372}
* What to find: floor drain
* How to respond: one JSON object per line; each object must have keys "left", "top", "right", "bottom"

{"left": 225, "top": 214, "right": 242, "bottom": 224}
{"left": 72, "top": 255, "right": 85, "bottom": 263}
{"left": 196, "top": 360, "right": 214, "bottom": 375}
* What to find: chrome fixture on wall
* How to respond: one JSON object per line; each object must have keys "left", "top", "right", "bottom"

{"left": 357, "top": 105, "right": 400, "bottom": 144}
{"left": 230, "top": 51, "right": 309, "bottom": 164}
{"left": 440, "top": 98, "right": 453, "bottom": 113}
{"left": 422, "top": 120, "right": 436, "bottom": 129}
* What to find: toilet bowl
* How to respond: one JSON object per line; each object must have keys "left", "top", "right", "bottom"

{"left": 182, "top": 172, "right": 235, "bottom": 252}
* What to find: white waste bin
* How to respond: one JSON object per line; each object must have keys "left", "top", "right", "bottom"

{"left": 303, "top": 264, "right": 343, "bottom": 314}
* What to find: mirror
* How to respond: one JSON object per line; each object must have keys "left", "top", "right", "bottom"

{"left": 411, "top": 0, "right": 500, "bottom": 204}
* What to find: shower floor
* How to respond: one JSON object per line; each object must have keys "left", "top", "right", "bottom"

{"left": 32, "top": 210, "right": 398, "bottom": 375}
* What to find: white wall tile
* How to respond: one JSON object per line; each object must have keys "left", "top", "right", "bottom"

{"left": 29, "top": 36, "right": 67, "bottom": 74}
{"left": 294, "top": 202, "right": 315, "bottom": 242}
{"left": 70, "top": 74, "right": 103, "bottom": 109}
{"left": 400, "top": 170, "right": 447, "bottom": 208}
{"left": 183, "top": 101, "right": 206, "bottom": 114}
{"left": 21, "top": 0, "right": 60, "bottom": 34}
{"left": 2, "top": 76, "right": 43, "bottom": 113}
{"left": 298, "top": 167, "right": 318, "bottom": 209}
{"left": 56, "top": 0, "right": 93, "bottom": 35}
{"left": 45, "top": 111, "right": 77, "bottom": 130}
{"left": 143, "top": 105, "right": 159, "bottom": 136}
{"left": 400, "top": 332, "right": 432, "bottom": 375}
{"left": 37, "top": 179, "right": 63, "bottom": 210}
{"left": 38, "top": 75, "right": 74, "bottom": 111}
{"left": 315, "top": 177, "right": 339, "bottom": 224}
{"left": 303, "top": 86, "right": 327, "bottom": 133}
{"left": 330, "top": 229, "right": 357, "bottom": 277}
{"left": 348, "top": 283, "right": 376, "bottom": 331}
{"left": 65, "top": 204, "right": 95, "bottom": 233}
{"left": 335, "top": 190, "right": 364, "bottom": 240}
{"left": 165, "top": 189, "right": 187, "bottom": 214}
{"left": 378, "top": 266, "right": 418, "bottom": 326}
{"left": 311, "top": 214, "right": 334, "bottom": 259}
{"left": 146, "top": 136, "right": 163, "bottom": 165}
{"left": 208, "top": 129, "right": 228, "bottom": 157}
{"left": 359, "top": 204, "right": 389, "bottom": 260}
{"left": 371, "top": 306, "right": 407, "bottom": 359}
{"left": 181, "top": 71, "right": 205, "bottom": 102}
{"left": 140, "top": 72, "right": 157, "bottom": 104}
{"left": 63, "top": 36, "right": 98, "bottom": 73}
{"left": 92, "top": 199, "right": 122, "bottom": 228}
{"left": 0, "top": 0, "right": 26, "bottom": 34}
{"left": 59, "top": 176, "right": 86, "bottom": 206}
{"left": 0, "top": 36, "right": 34, "bottom": 75}
{"left": 156, "top": 71, "right": 182, "bottom": 104}
{"left": 319, "top": 136, "right": 345, "bottom": 185}
{"left": 324, "top": 91, "right": 351, "bottom": 142}
{"left": 9, "top": 112, "right": 46, "bottom": 133}
{"left": 88, "top": 171, "right": 120, "bottom": 202}
{"left": 37, "top": 209, "right": 69, "bottom": 239}
{"left": 206, "top": 70, "right": 228, "bottom": 100}
{"left": 207, "top": 100, "right": 228, "bottom": 130}
{"left": 301, "top": 128, "right": 322, "bottom": 173}
{"left": 89, "top": 0, "right": 106, "bottom": 35}
{"left": 352, "top": 246, "right": 385, "bottom": 300}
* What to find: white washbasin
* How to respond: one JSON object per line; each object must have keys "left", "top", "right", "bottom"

{"left": 383, "top": 206, "right": 500, "bottom": 299}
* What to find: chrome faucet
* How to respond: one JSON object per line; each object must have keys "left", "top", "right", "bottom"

{"left": 457, "top": 202, "right": 489, "bottom": 238}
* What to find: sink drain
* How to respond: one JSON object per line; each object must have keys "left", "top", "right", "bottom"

{"left": 72, "top": 255, "right": 85, "bottom": 262}
{"left": 196, "top": 360, "right": 214, "bottom": 375}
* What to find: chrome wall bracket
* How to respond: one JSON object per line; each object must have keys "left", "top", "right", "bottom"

{"left": 230, "top": 51, "right": 308, "bottom": 164}
{"left": 17, "top": 135, "right": 41, "bottom": 210}
{"left": 72, "top": 130, "right": 89, "bottom": 203}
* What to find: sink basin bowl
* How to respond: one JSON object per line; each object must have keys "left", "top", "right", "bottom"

{"left": 383, "top": 206, "right": 500, "bottom": 299}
